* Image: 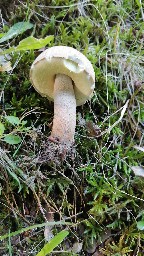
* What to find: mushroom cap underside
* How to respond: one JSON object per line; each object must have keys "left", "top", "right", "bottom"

{"left": 30, "top": 46, "right": 95, "bottom": 106}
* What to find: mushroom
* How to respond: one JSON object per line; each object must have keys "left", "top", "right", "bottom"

{"left": 30, "top": 46, "right": 95, "bottom": 152}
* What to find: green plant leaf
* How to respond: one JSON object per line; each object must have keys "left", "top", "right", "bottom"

{"left": 0, "top": 33, "right": 5, "bottom": 38}
{"left": 0, "top": 47, "right": 15, "bottom": 55}
{"left": 0, "top": 35, "right": 54, "bottom": 55}
{"left": 6, "top": 167, "right": 22, "bottom": 193}
{"left": 3, "top": 134, "right": 22, "bottom": 144}
{"left": 137, "top": 221, "right": 144, "bottom": 230}
{"left": 0, "top": 22, "right": 33, "bottom": 43}
{"left": 5, "top": 115, "right": 21, "bottom": 126}
{"left": 36, "top": 230, "right": 69, "bottom": 256}
{"left": 16, "top": 35, "right": 54, "bottom": 51}
{"left": 0, "top": 122, "right": 5, "bottom": 136}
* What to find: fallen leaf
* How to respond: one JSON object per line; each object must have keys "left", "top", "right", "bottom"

{"left": 72, "top": 242, "right": 83, "bottom": 253}
{"left": 133, "top": 145, "right": 144, "bottom": 153}
{"left": 44, "top": 226, "right": 54, "bottom": 242}
{"left": 0, "top": 61, "right": 12, "bottom": 71}
{"left": 131, "top": 166, "right": 144, "bottom": 177}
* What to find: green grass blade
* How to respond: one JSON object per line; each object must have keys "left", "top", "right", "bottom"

{"left": 36, "top": 230, "right": 69, "bottom": 256}
{"left": 0, "top": 221, "right": 71, "bottom": 241}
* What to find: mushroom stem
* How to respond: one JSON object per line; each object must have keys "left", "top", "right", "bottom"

{"left": 50, "top": 74, "right": 76, "bottom": 146}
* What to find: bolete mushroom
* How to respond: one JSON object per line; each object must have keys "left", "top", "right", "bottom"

{"left": 30, "top": 46, "right": 95, "bottom": 152}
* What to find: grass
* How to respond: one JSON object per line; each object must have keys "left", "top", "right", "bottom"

{"left": 0, "top": 0, "right": 144, "bottom": 255}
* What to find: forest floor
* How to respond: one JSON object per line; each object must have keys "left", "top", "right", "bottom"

{"left": 0, "top": 0, "right": 144, "bottom": 255}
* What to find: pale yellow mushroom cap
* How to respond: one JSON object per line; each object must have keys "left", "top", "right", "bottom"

{"left": 30, "top": 46, "right": 95, "bottom": 106}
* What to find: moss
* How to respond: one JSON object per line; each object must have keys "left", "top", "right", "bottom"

{"left": 0, "top": 0, "right": 144, "bottom": 254}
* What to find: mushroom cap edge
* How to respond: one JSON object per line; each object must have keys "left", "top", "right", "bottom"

{"left": 30, "top": 46, "right": 95, "bottom": 106}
